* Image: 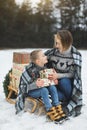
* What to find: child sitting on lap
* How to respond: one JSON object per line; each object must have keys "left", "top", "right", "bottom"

{"left": 15, "top": 50, "right": 66, "bottom": 122}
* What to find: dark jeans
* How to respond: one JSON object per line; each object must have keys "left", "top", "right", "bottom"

{"left": 28, "top": 85, "right": 60, "bottom": 111}
{"left": 57, "top": 78, "right": 73, "bottom": 103}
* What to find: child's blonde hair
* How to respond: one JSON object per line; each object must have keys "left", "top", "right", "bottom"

{"left": 54, "top": 30, "right": 73, "bottom": 50}
{"left": 30, "top": 50, "right": 42, "bottom": 63}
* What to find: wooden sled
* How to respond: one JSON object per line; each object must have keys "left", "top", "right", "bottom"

{"left": 6, "top": 72, "right": 45, "bottom": 114}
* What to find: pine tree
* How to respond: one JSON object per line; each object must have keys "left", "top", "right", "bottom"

{"left": 83, "top": 0, "right": 87, "bottom": 30}
{"left": 57, "top": 0, "right": 83, "bottom": 30}
{"left": 0, "top": 0, "right": 18, "bottom": 47}
{"left": 33, "top": 0, "right": 57, "bottom": 47}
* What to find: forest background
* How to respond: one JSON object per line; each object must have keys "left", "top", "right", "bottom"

{"left": 0, "top": 0, "right": 87, "bottom": 49}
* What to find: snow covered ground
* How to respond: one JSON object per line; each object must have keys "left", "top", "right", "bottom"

{"left": 0, "top": 49, "right": 87, "bottom": 130}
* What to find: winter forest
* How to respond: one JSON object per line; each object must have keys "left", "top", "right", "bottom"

{"left": 0, "top": 0, "right": 87, "bottom": 49}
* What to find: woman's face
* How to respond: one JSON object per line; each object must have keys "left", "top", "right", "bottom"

{"left": 55, "top": 37, "right": 64, "bottom": 53}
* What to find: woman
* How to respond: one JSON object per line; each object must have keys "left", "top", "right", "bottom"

{"left": 45, "top": 30, "right": 82, "bottom": 117}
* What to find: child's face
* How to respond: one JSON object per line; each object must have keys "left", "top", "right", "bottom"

{"left": 36, "top": 51, "right": 48, "bottom": 67}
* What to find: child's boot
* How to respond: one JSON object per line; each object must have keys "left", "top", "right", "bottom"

{"left": 55, "top": 104, "right": 66, "bottom": 119}
{"left": 46, "top": 107, "right": 61, "bottom": 121}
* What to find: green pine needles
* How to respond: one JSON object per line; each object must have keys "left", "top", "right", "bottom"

{"left": 3, "top": 69, "right": 17, "bottom": 99}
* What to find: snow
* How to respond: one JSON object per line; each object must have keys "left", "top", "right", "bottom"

{"left": 0, "top": 49, "right": 87, "bottom": 130}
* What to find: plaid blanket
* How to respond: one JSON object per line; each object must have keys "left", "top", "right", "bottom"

{"left": 68, "top": 46, "right": 82, "bottom": 116}
{"left": 15, "top": 63, "right": 45, "bottom": 114}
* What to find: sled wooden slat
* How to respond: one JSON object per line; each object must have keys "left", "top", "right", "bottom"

{"left": 6, "top": 86, "right": 17, "bottom": 104}
{"left": 6, "top": 72, "right": 18, "bottom": 104}
{"left": 25, "top": 97, "right": 45, "bottom": 115}
{"left": 25, "top": 97, "right": 38, "bottom": 113}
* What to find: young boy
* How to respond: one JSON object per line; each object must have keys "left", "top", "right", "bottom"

{"left": 15, "top": 50, "right": 66, "bottom": 122}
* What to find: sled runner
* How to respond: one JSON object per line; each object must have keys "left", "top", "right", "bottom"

{"left": 6, "top": 72, "right": 18, "bottom": 104}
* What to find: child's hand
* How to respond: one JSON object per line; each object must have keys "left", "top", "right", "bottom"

{"left": 36, "top": 78, "right": 44, "bottom": 87}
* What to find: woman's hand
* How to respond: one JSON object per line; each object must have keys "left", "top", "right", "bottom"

{"left": 48, "top": 70, "right": 58, "bottom": 80}
{"left": 36, "top": 78, "right": 44, "bottom": 88}
{"left": 54, "top": 79, "right": 58, "bottom": 85}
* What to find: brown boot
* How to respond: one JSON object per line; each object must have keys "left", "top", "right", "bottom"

{"left": 55, "top": 104, "right": 66, "bottom": 119}
{"left": 46, "top": 107, "right": 61, "bottom": 121}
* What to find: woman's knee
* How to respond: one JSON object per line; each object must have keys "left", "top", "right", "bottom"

{"left": 59, "top": 78, "right": 71, "bottom": 86}
{"left": 59, "top": 78, "right": 72, "bottom": 94}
